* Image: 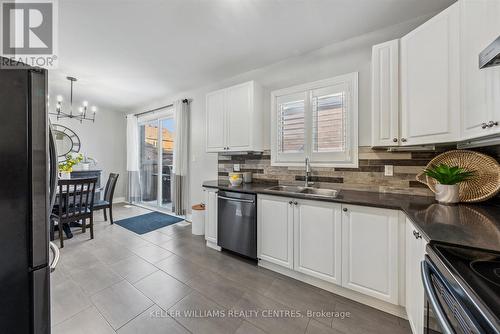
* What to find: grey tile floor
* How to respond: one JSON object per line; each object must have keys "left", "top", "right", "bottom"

{"left": 51, "top": 203, "right": 412, "bottom": 334}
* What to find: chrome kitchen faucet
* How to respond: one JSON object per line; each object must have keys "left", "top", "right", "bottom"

{"left": 305, "top": 157, "right": 314, "bottom": 188}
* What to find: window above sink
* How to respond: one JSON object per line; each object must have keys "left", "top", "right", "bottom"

{"left": 270, "top": 73, "right": 359, "bottom": 168}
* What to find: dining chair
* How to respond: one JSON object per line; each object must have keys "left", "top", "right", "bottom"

{"left": 93, "top": 173, "right": 119, "bottom": 224}
{"left": 52, "top": 177, "right": 98, "bottom": 248}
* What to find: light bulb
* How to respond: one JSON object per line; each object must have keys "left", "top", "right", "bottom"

{"left": 91, "top": 106, "right": 98, "bottom": 113}
{"left": 78, "top": 107, "right": 84, "bottom": 113}
{"left": 56, "top": 95, "right": 63, "bottom": 102}
{"left": 83, "top": 101, "right": 88, "bottom": 107}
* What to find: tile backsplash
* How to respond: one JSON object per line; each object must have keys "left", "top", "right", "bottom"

{"left": 218, "top": 146, "right": 500, "bottom": 197}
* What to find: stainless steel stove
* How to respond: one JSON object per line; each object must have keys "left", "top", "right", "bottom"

{"left": 423, "top": 242, "right": 500, "bottom": 334}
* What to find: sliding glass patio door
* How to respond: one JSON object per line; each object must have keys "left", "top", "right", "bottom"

{"left": 138, "top": 114, "right": 175, "bottom": 211}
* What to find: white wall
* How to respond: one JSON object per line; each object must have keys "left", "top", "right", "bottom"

{"left": 49, "top": 110, "right": 127, "bottom": 200}
{"left": 136, "top": 15, "right": 432, "bottom": 211}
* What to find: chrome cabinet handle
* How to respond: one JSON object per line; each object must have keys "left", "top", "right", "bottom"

{"left": 413, "top": 230, "right": 422, "bottom": 239}
{"left": 343, "top": 207, "right": 348, "bottom": 212}
{"left": 392, "top": 138, "right": 398, "bottom": 143}
{"left": 482, "top": 122, "right": 488, "bottom": 129}
{"left": 293, "top": 201, "right": 298, "bottom": 205}
{"left": 421, "top": 261, "right": 455, "bottom": 334}
{"left": 401, "top": 138, "right": 407, "bottom": 142}
{"left": 487, "top": 121, "right": 498, "bottom": 128}
{"left": 49, "top": 241, "right": 60, "bottom": 273}
{"left": 288, "top": 201, "right": 293, "bottom": 205}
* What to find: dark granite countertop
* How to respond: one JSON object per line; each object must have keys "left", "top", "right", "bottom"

{"left": 203, "top": 180, "right": 500, "bottom": 252}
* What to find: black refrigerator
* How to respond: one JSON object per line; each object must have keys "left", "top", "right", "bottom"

{"left": 0, "top": 62, "right": 58, "bottom": 333}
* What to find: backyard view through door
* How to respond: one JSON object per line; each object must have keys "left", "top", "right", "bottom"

{"left": 139, "top": 116, "right": 175, "bottom": 211}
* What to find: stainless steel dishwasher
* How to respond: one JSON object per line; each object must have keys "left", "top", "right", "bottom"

{"left": 217, "top": 191, "right": 257, "bottom": 259}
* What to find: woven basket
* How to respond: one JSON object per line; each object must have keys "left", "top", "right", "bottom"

{"left": 416, "top": 150, "right": 500, "bottom": 203}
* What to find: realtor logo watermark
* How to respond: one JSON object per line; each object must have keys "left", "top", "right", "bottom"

{"left": 1, "top": 0, "right": 58, "bottom": 68}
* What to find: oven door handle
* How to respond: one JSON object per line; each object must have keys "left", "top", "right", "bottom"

{"left": 218, "top": 195, "right": 254, "bottom": 204}
{"left": 421, "top": 260, "right": 455, "bottom": 334}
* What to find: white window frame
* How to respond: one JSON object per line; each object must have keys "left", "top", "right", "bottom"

{"left": 271, "top": 72, "right": 358, "bottom": 168}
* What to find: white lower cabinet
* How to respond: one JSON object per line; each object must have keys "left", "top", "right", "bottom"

{"left": 341, "top": 204, "right": 400, "bottom": 304}
{"left": 257, "top": 195, "right": 294, "bottom": 269}
{"left": 294, "top": 199, "right": 342, "bottom": 285}
{"left": 203, "top": 188, "right": 218, "bottom": 247}
{"left": 405, "top": 219, "right": 427, "bottom": 334}
{"left": 257, "top": 195, "right": 401, "bottom": 305}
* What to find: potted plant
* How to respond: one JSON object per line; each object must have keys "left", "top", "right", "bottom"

{"left": 423, "top": 164, "right": 474, "bottom": 204}
{"left": 58, "top": 153, "right": 83, "bottom": 179}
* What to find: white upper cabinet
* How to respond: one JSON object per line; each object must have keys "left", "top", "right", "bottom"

{"left": 294, "top": 199, "right": 342, "bottom": 285}
{"left": 206, "top": 81, "right": 263, "bottom": 152}
{"left": 461, "top": 0, "right": 500, "bottom": 140}
{"left": 400, "top": 3, "right": 460, "bottom": 146}
{"left": 371, "top": 39, "right": 400, "bottom": 147}
{"left": 226, "top": 83, "right": 252, "bottom": 150}
{"left": 341, "top": 204, "right": 400, "bottom": 305}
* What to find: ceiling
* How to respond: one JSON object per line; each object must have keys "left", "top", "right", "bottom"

{"left": 49, "top": 0, "right": 455, "bottom": 114}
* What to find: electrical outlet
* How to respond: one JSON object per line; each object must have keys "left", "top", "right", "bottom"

{"left": 233, "top": 164, "right": 240, "bottom": 172}
{"left": 384, "top": 165, "right": 394, "bottom": 176}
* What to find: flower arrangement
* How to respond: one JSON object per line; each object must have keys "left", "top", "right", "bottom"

{"left": 58, "top": 153, "right": 83, "bottom": 172}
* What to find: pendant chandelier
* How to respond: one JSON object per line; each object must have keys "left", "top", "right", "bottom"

{"left": 50, "top": 76, "right": 97, "bottom": 123}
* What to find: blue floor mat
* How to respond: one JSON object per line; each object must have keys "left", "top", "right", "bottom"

{"left": 115, "top": 211, "right": 184, "bottom": 234}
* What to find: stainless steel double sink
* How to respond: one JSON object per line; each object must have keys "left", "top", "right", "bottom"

{"left": 265, "top": 185, "right": 338, "bottom": 198}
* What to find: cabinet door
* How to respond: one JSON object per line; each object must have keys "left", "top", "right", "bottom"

{"left": 204, "top": 189, "right": 218, "bottom": 243}
{"left": 257, "top": 195, "right": 293, "bottom": 269}
{"left": 400, "top": 3, "right": 460, "bottom": 145}
{"left": 371, "top": 39, "right": 399, "bottom": 147}
{"left": 405, "top": 219, "right": 426, "bottom": 334}
{"left": 206, "top": 90, "right": 226, "bottom": 152}
{"left": 226, "top": 82, "right": 252, "bottom": 151}
{"left": 294, "top": 200, "right": 342, "bottom": 284}
{"left": 461, "top": 0, "right": 500, "bottom": 139}
{"left": 341, "top": 204, "right": 399, "bottom": 304}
